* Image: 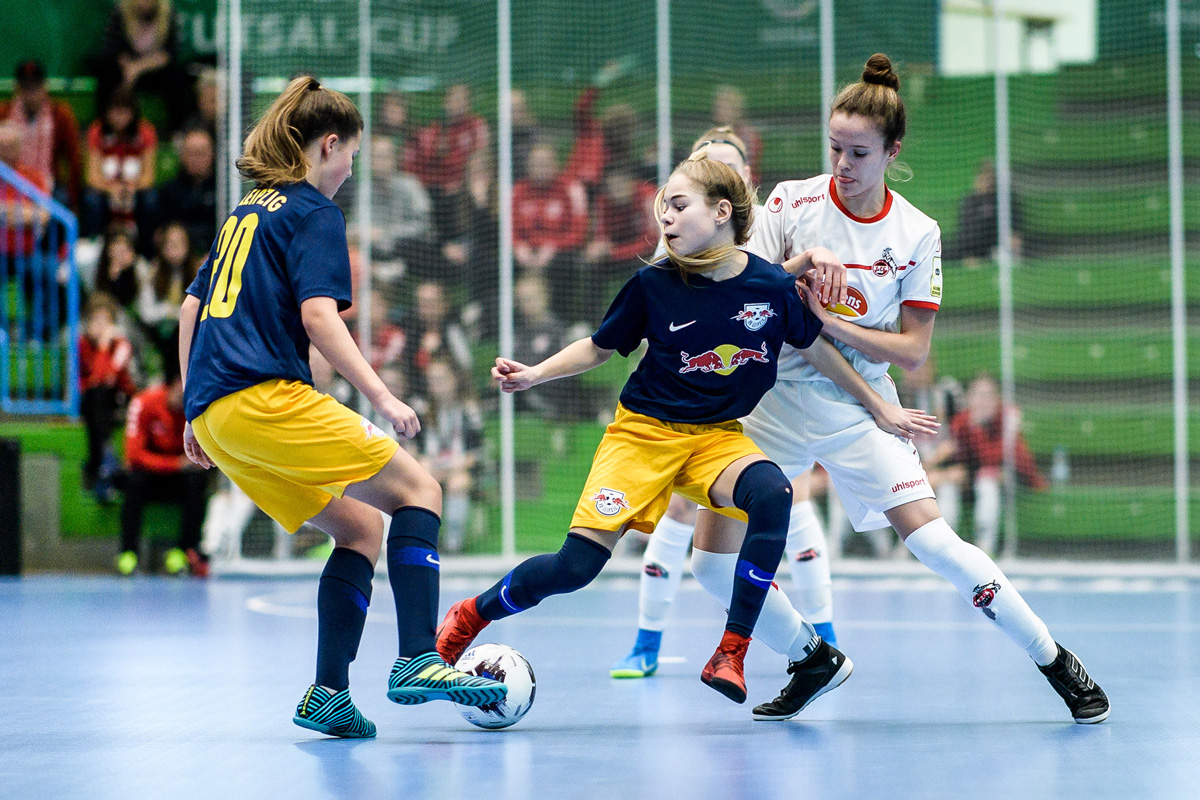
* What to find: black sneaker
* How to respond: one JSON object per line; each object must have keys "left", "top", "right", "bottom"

{"left": 1038, "top": 644, "right": 1110, "bottom": 724}
{"left": 751, "top": 638, "right": 853, "bottom": 721}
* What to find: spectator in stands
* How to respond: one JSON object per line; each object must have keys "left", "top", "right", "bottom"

{"left": 405, "top": 280, "right": 472, "bottom": 409}
{"left": 404, "top": 83, "right": 489, "bottom": 243}
{"left": 0, "top": 121, "right": 51, "bottom": 271}
{"left": 903, "top": 357, "right": 967, "bottom": 534}
{"left": 583, "top": 168, "right": 658, "bottom": 321}
{"left": 512, "top": 275, "right": 577, "bottom": 418}
{"left": 94, "top": 226, "right": 145, "bottom": 309}
{"left": 361, "top": 286, "right": 407, "bottom": 372}
{"left": 712, "top": 85, "right": 762, "bottom": 185}
{"left": 413, "top": 358, "right": 483, "bottom": 552}
{"left": 136, "top": 221, "right": 195, "bottom": 364}
{"left": 952, "top": 159, "right": 1023, "bottom": 266}
{"left": 118, "top": 351, "right": 209, "bottom": 576}
{"left": 82, "top": 87, "right": 158, "bottom": 242}
{"left": 366, "top": 134, "right": 438, "bottom": 281}
{"left": 510, "top": 89, "right": 538, "bottom": 179}
{"left": 0, "top": 60, "right": 83, "bottom": 212}
{"left": 512, "top": 142, "right": 589, "bottom": 324}
{"left": 155, "top": 127, "right": 217, "bottom": 254}
{"left": 79, "top": 292, "right": 138, "bottom": 500}
{"left": 950, "top": 372, "right": 1047, "bottom": 554}
{"left": 376, "top": 91, "right": 410, "bottom": 143}
{"left": 442, "top": 149, "right": 498, "bottom": 327}
{"left": 93, "top": 0, "right": 193, "bottom": 134}
{"left": 181, "top": 67, "right": 218, "bottom": 142}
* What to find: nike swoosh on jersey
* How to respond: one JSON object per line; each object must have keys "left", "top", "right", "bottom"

{"left": 668, "top": 320, "right": 696, "bottom": 332}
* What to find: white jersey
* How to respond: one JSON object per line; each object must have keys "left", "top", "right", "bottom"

{"left": 746, "top": 175, "right": 943, "bottom": 382}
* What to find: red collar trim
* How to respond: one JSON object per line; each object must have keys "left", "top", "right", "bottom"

{"left": 828, "top": 176, "right": 892, "bottom": 223}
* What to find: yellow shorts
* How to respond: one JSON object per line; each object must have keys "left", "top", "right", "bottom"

{"left": 569, "top": 404, "right": 763, "bottom": 534}
{"left": 191, "top": 380, "right": 399, "bottom": 533}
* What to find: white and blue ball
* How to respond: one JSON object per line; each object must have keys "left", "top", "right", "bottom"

{"left": 453, "top": 643, "right": 536, "bottom": 729}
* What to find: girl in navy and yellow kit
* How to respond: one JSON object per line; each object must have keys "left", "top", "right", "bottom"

{"left": 437, "top": 151, "right": 936, "bottom": 708}
{"left": 179, "top": 76, "right": 504, "bottom": 739}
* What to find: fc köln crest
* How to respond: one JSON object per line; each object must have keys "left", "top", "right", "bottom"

{"left": 873, "top": 247, "right": 901, "bottom": 277}
{"left": 732, "top": 303, "right": 776, "bottom": 331}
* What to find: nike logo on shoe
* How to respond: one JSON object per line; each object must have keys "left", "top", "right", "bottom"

{"left": 669, "top": 320, "right": 696, "bottom": 331}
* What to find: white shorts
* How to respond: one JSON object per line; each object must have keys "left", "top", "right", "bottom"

{"left": 741, "top": 376, "right": 935, "bottom": 532}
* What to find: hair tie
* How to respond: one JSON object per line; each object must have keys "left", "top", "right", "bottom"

{"left": 697, "top": 138, "right": 747, "bottom": 161}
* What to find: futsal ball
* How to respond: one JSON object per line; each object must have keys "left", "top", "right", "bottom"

{"left": 453, "top": 643, "right": 536, "bottom": 729}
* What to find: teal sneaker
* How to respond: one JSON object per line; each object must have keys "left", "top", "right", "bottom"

{"left": 386, "top": 652, "right": 507, "bottom": 707}
{"left": 293, "top": 685, "right": 377, "bottom": 738}
{"left": 610, "top": 629, "right": 661, "bottom": 679}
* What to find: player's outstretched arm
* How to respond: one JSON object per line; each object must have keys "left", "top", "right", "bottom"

{"left": 301, "top": 296, "right": 421, "bottom": 439}
{"left": 799, "top": 282, "right": 935, "bottom": 371}
{"left": 803, "top": 336, "right": 939, "bottom": 438}
{"left": 493, "top": 337, "right": 613, "bottom": 393}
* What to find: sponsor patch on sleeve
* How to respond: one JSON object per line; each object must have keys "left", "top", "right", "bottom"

{"left": 930, "top": 256, "right": 943, "bottom": 299}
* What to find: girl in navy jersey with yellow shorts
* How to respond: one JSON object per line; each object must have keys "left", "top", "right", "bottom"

{"left": 436, "top": 150, "right": 936, "bottom": 706}
{"left": 179, "top": 76, "right": 504, "bottom": 739}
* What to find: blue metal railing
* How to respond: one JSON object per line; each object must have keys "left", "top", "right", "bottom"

{"left": 0, "top": 161, "right": 80, "bottom": 416}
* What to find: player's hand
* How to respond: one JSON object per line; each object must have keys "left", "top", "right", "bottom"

{"left": 870, "top": 404, "right": 940, "bottom": 439}
{"left": 807, "top": 247, "right": 847, "bottom": 306}
{"left": 798, "top": 280, "right": 838, "bottom": 325}
{"left": 377, "top": 395, "right": 421, "bottom": 440}
{"left": 183, "top": 422, "right": 214, "bottom": 469}
{"left": 492, "top": 357, "right": 539, "bottom": 392}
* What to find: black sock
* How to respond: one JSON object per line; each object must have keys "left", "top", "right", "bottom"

{"left": 386, "top": 506, "right": 442, "bottom": 658}
{"left": 727, "top": 461, "right": 791, "bottom": 637}
{"left": 315, "top": 547, "right": 374, "bottom": 691}
{"left": 476, "top": 532, "right": 611, "bottom": 621}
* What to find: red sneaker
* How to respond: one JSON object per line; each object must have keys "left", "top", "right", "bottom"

{"left": 436, "top": 597, "right": 490, "bottom": 665}
{"left": 701, "top": 630, "right": 751, "bottom": 704}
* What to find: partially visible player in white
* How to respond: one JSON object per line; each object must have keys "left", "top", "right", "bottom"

{"left": 610, "top": 127, "right": 840, "bottom": 680}
{"left": 692, "top": 54, "right": 1109, "bottom": 724}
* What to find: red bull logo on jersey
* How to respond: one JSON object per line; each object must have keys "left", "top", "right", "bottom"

{"left": 825, "top": 286, "right": 869, "bottom": 319}
{"left": 732, "top": 303, "right": 777, "bottom": 331}
{"left": 679, "top": 342, "right": 770, "bottom": 375}
{"left": 592, "top": 488, "right": 632, "bottom": 517}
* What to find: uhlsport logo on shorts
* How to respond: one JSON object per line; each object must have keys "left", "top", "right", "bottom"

{"left": 591, "top": 488, "right": 631, "bottom": 516}
{"left": 732, "top": 303, "right": 776, "bottom": 331}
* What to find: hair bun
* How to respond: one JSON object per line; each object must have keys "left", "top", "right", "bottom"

{"left": 862, "top": 53, "right": 900, "bottom": 91}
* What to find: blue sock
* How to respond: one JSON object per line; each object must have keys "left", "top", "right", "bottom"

{"left": 727, "top": 461, "right": 792, "bottom": 638}
{"left": 386, "top": 506, "right": 441, "bottom": 658}
{"left": 315, "top": 548, "right": 374, "bottom": 691}
{"left": 813, "top": 622, "right": 838, "bottom": 648}
{"left": 634, "top": 628, "right": 662, "bottom": 654}
{"left": 477, "top": 532, "right": 611, "bottom": 621}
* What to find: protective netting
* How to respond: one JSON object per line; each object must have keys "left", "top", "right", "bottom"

{"left": 216, "top": 0, "right": 1197, "bottom": 564}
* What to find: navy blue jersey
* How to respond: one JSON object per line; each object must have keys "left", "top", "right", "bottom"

{"left": 183, "top": 181, "right": 353, "bottom": 421}
{"left": 592, "top": 252, "right": 821, "bottom": 424}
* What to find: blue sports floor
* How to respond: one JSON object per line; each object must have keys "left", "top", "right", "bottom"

{"left": 2, "top": 572, "right": 1197, "bottom": 800}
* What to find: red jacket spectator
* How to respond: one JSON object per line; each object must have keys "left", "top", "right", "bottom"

{"left": 403, "top": 114, "right": 488, "bottom": 193}
{"left": 86, "top": 116, "right": 158, "bottom": 191}
{"left": 1, "top": 165, "right": 50, "bottom": 259}
{"left": 562, "top": 87, "right": 605, "bottom": 188}
{"left": 950, "top": 407, "right": 1047, "bottom": 490}
{"left": 0, "top": 60, "right": 84, "bottom": 209}
{"left": 512, "top": 175, "right": 588, "bottom": 251}
{"left": 124, "top": 384, "right": 185, "bottom": 474}
{"left": 79, "top": 333, "right": 137, "bottom": 396}
{"left": 592, "top": 180, "right": 659, "bottom": 262}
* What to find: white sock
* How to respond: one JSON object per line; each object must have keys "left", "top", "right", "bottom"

{"left": 691, "top": 549, "right": 818, "bottom": 662}
{"left": 785, "top": 500, "right": 833, "bottom": 625}
{"left": 904, "top": 518, "right": 1058, "bottom": 666}
{"left": 637, "top": 514, "right": 693, "bottom": 631}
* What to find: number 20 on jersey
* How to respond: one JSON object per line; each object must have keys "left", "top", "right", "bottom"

{"left": 201, "top": 213, "right": 260, "bottom": 321}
